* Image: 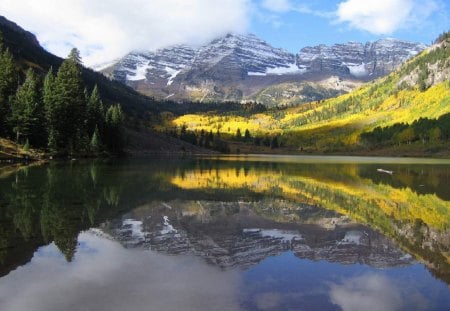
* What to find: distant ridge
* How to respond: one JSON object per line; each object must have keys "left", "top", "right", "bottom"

{"left": 100, "top": 33, "right": 426, "bottom": 104}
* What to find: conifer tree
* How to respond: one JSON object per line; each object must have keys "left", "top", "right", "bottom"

{"left": 236, "top": 128, "right": 242, "bottom": 140}
{"left": 0, "top": 34, "right": 18, "bottom": 136}
{"left": 43, "top": 68, "right": 58, "bottom": 152}
{"left": 12, "top": 69, "right": 46, "bottom": 147}
{"left": 244, "top": 129, "right": 251, "bottom": 142}
{"left": 87, "top": 85, "right": 104, "bottom": 137}
{"left": 53, "top": 48, "right": 87, "bottom": 154}
{"left": 105, "top": 104, "right": 125, "bottom": 153}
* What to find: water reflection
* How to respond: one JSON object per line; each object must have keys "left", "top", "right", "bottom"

{"left": 0, "top": 232, "right": 241, "bottom": 311}
{"left": 330, "top": 274, "right": 415, "bottom": 311}
{"left": 0, "top": 157, "right": 449, "bottom": 310}
{"left": 105, "top": 200, "right": 413, "bottom": 269}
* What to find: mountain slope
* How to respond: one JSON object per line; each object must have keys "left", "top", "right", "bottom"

{"left": 0, "top": 16, "right": 219, "bottom": 156}
{"left": 297, "top": 39, "right": 427, "bottom": 79}
{"left": 0, "top": 15, "right": 166, "bottom": 118}
{"left": 169, "top": 35, "right": 450, "bottom": 154}
{"left": 101, "top": 34, "right": 426, "bottom": 104}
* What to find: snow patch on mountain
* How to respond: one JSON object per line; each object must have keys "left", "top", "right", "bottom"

{"left": 266, "top": 63, "right": 304, "bottom": 75}
{"left": 100, "top": 33, "right": 427, "bottom": 101}
{"left": 166, "top": 67, "right": 182, "bottom": 85}
{"left": 248, "top": 71, "right": 266, "bottom": 76}
{"left": 346, "top": 63, "right": 367, "bottom": 77}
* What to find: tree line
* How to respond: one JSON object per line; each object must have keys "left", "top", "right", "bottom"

{"left": 360, "top": 113, "right": 450, "bottom": 147}
{"left": 0, "top": 39, "right": 125, "bottom": 156}
{"left": 171, "top": 124, "right": 281, "bottom": 152}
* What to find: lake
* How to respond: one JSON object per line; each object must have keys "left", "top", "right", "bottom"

{"left": 0, "top": 155, "right": 449, "bottom": 311}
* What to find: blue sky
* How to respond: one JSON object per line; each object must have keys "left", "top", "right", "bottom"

{"left": 0, "top": 0, "right": 448, "bottom": 66}
{"left": 252, "top": 0, "right": 449, "bottom": 52}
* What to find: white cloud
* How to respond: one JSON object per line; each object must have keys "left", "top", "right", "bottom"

{"left": 336, "top": 0, "right": 439, "bottom": 35}
{"left": 0, "top": 232, "right": 242, "bottom": 311}
{"left": 0, "top": 0, "right": 250, "bottom": 66}
{"left": 261, "top": 0, "right": 292, "bottom": 13}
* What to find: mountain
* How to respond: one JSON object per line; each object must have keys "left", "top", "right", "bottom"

{"left": 101, "top": 34, "right": 426, "bottom": 104}
{"left": 0, "top": 16, "right": 166, "bottom": 118}
{"left": 170, "top": 34, "right": 449, "bottom": 154}
{"left": 297, "top": 39, "right": 427, "bottom": 79}
{"left": 0, "top": 15, "right": 225, "bottom": 156}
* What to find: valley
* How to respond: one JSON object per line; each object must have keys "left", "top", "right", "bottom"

{"left": 0, "top": 15, "right": 448, "bottom": 159}
{"left": 0, "top": 3, "right": 449, "bottom": 310}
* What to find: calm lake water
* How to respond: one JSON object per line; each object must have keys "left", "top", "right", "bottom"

{"left": 0, "top": 155, "right": 449, "bottom": 311}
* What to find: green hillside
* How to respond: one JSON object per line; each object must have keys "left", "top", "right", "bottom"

{"left": 0, "top": 16, "right": 223, "bottom": 158}
{"left": 169, "top": 33, "right": 450, "bottom": 155}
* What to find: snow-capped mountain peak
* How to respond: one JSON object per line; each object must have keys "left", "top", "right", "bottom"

{"left": 99, "top": 34, "right": 426, "bottom": 102}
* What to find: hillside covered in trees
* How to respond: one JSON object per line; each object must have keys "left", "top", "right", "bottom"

{"left": 0, "top": 16, "right": 268, "bottom": 158}
{"left": 165, "top": 32, "right": 450, "bottom": 156}
{"left": 0, "top": 38, "right": 125, "bottom": 156}
{"left": 0, "top": 14, "right": 448, "bottom": 158}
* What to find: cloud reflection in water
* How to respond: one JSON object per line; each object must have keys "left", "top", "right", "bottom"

{"left": 0, "top": 232, "right": 241, "bottom": 311}
{"left": 329, "top": 274, "right": 428, "bottom": 311}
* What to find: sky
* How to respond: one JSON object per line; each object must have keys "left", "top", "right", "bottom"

{"left": 0, "top": 0, "right": 448, "bottom": 66}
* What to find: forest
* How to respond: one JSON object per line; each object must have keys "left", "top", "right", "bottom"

{"left": 167, "top": 34, "right": 450, "bottom": 154}
{"left": 360, "top": 113, "right": 450, "bottom": 147}
{"left": 0, "top": 37, "right": 125, "bottom": 157}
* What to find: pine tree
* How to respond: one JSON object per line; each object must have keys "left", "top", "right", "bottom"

{"left": 0, "top": 33, "right": 18, "bottom": 136}
{"left": 68, "top": 47, "right": 82, "bottom": 65}
{"left": 236, "top": 128, "right": 242, "bottom": 140}
{"left": 105, "top": 104, "right": 125, "bottom": 153}
{"left": 43, "top": 68, "right": 58, "bottom": 153}
{"left": 53, "top": 48, "right": 87, "bottom": 154}
{"left": 244, "top": 129, "right": 251, "bottom": 142}
{"left": 11, "top": 69, "right": 46, "bottom": 147}
{"left": 87, "top": 85, "right": 104, "bottom": 137}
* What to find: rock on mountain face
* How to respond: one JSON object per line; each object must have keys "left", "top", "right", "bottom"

{"left": 297, "top": 39, "right": 428, "bottom": 79}
{"left": 102, "top": 34, "right": 297, "bottom": 94}
{"left": 100, "top": 34, "right": 426, "bottom": 103}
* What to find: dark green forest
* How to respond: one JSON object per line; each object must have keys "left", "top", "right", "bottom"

{"left": 0, "top": 36, "right": 125, "bottom": 156}
{"left": 360, "top": 113, "right": 450, "bottom": 147}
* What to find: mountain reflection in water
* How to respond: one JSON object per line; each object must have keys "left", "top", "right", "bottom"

{"left": 0, "top": 156, "right": 449, "bottom": 310}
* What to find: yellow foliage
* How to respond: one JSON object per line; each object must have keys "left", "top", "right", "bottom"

{"left": 170, "top": 165, "right": 450, "bottom": 230}
{"left": 167, "top": 74, "right": 449, "bottom": 150}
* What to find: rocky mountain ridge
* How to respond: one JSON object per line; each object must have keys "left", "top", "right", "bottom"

{"left": 297, "top": 38, "right": 427, "bottom": 78}
{"left": 100, "top": 34, "right": 427, "bottom": 104}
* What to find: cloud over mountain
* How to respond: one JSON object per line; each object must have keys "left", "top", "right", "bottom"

{"left": 0, "top": 0, "right": 250, "bottom": 66}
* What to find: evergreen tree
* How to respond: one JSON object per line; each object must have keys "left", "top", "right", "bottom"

{"left": 68, "top": 47, "right": 82, "bottom": 64}
{"left": 53, "top": 48, "right": 87, "bottom": 154}
{"left": 105, "top": 104, "right": 125, "bottom": 153}
{"left": 11, "top": 69, "right": 46, "bottom": 147}
{"left": 236, "top": 128, "right": 242, "bottom": 140}
{"left": 43, "top": 68, "right": 58, "bottom": 153}
{"left": 87, "top": 85, "right": 104, "bottom": 137}
{"left": 244, "top": 129, "right": 251, "bottom": 142}
{"left": 0, "top": 34, "right": 18, "bottom": 136}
